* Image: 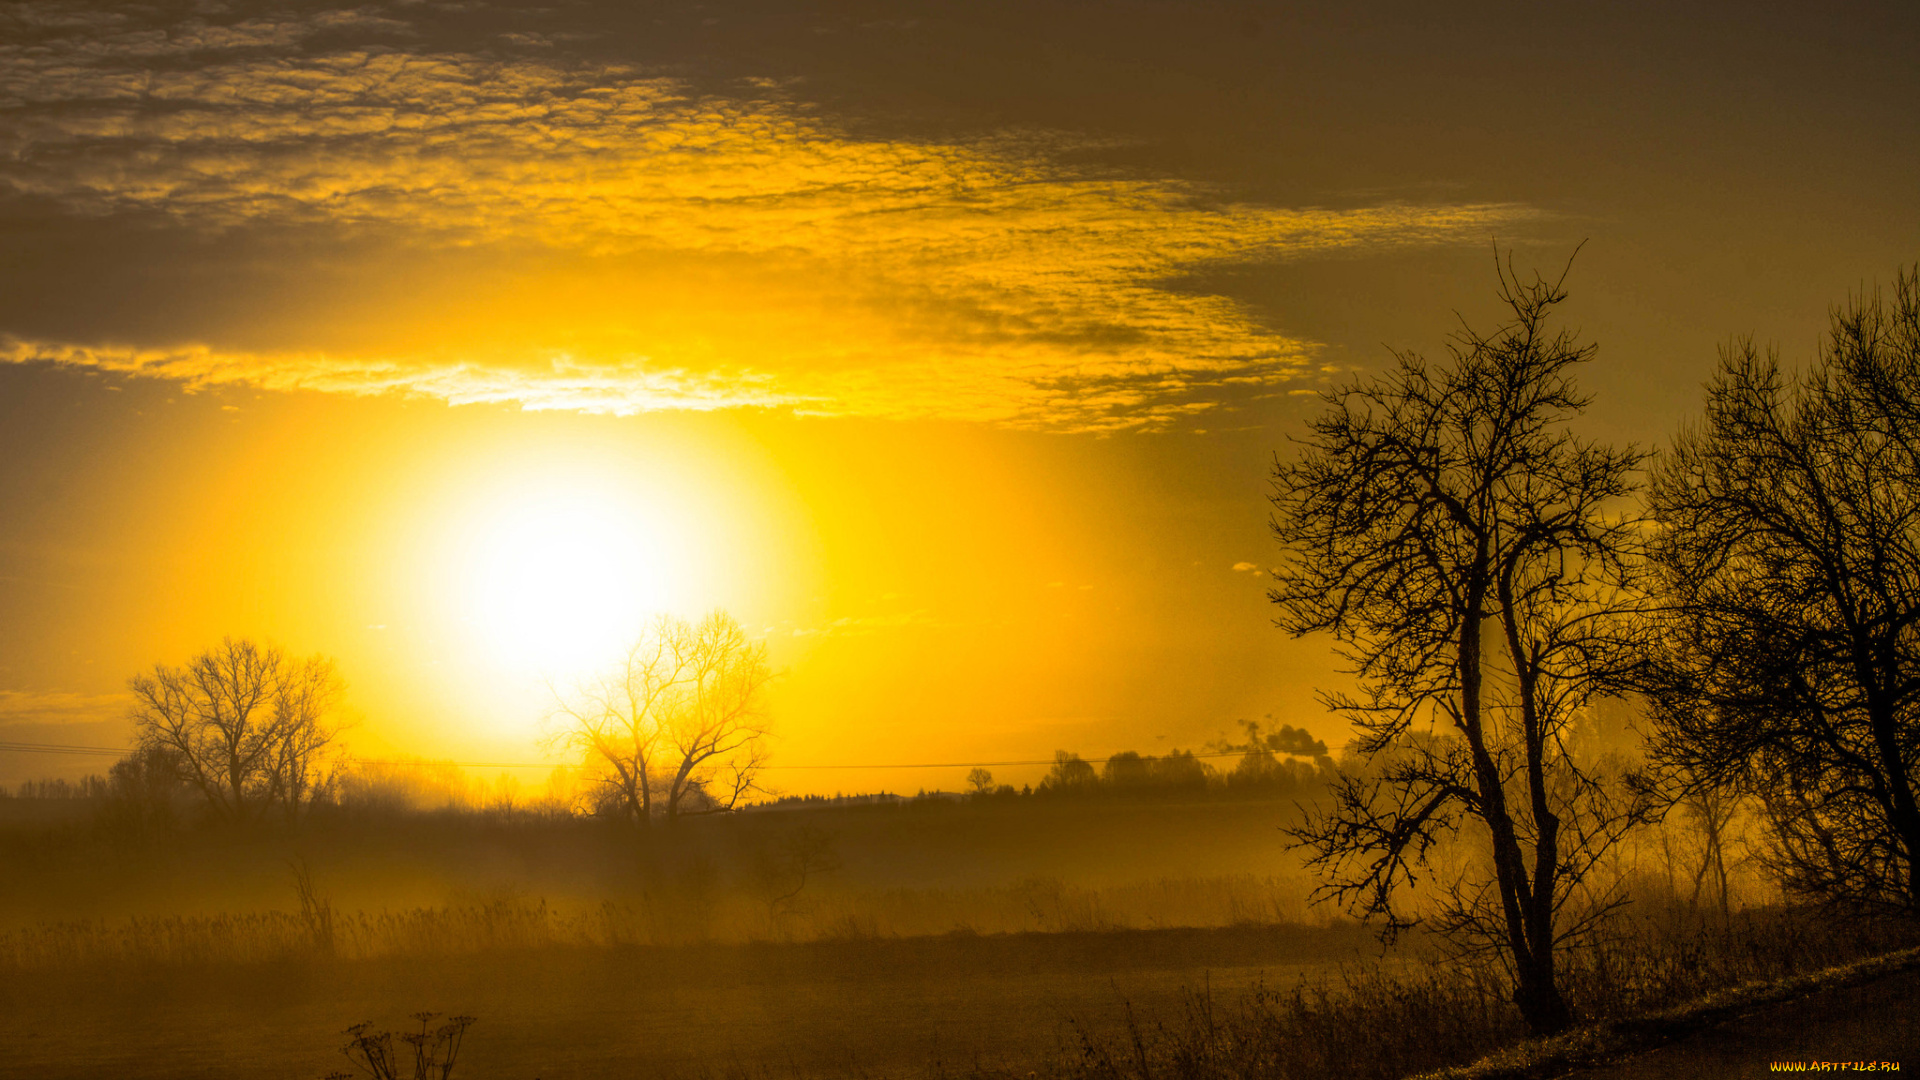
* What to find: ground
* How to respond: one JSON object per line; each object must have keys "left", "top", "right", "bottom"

{"left": 1564, "top": 965, "right": 1920, "bottom": 1080}
{"left": 0, "top": 924, "right": 1380, "bottom": 1080}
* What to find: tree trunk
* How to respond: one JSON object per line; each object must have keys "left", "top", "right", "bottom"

{"left": 1460, "top": 574, "right": 1556, "bottom": 1035}
{"left": 666, "top": 762, "right": 694, "bottom": 825}
{"left": 1503, "top": 593, "right": 1565, "bottom": 1036}
{"left": 1514, "top": 953, "right": 1573, "bottom": 1034}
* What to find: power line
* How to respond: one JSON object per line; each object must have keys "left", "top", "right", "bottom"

{"left": 0, "top": 739, "right": 1261, "bottom": 771}
{"left": 0, "top": 741, "right": 125, "bottom": 758}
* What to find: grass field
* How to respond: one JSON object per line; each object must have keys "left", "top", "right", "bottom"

{"left": 0, "top": 792, "right": 1846, "bottom": 1080}
{"left": 0, "top": 924, "right": 1390, "bottom": 1080}
{"left": 0, "top": 796, "right": 1372, "bottom": 1078}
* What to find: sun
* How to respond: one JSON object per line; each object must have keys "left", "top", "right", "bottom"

{"left": 450, "top": 479, "right": 678, "bottom": 676}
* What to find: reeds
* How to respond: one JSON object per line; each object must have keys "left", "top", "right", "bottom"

{"left": 0, "top": 873, "right": 1318, "bottom": 970}
{"left": 0, "top": 898, "right": 576, "bottom": 969}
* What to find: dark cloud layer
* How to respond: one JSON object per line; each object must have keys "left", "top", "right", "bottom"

{"left": 0, "top": 0, "right": 1546, "bottom": 430}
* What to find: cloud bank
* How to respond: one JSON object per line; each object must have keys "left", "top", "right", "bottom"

{"left": 0, "top": 2, "right": 1540, "bottom": 430}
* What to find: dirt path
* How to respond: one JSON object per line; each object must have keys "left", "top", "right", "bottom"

{"left": 1562, "top": 966, "right": 1920, "bottom": 1079}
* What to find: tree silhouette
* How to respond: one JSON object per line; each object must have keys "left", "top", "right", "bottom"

{"left": 128, "top": 637, "right": 343, "bottom": 825}
{"left": 552, "top": 611, "right": 773, "bottom": 826}
{"left": 548, "top": 622, "right": 679, "bottom": 826}
{"left": 1039, "top": 751, "right": 1097, "bottom": 794}
{"left": 660, "top": 612, "right": 774, "bottom": 822}
{"left": 1645, "top": 266, "right": 1920, "bottom": 910}
{"left": 1269, "top": 249, "right": 1647, "bottom": 1035}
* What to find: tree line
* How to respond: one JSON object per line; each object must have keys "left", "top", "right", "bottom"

{"left": 85, "top": 612, "right": 776, "bottom": 830}
{"left": 1269, "top": 251, "right": 1920, "bottom": 1035}
{"left": 974, "top": 720, "right": 1335, "bottom": 801}
{"left": 53, "top": 619, "right": 1337, "bottom": 829}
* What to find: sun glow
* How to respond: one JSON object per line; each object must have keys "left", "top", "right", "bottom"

{"left": 448, "top": 478, "right": 682, "bottom": 677}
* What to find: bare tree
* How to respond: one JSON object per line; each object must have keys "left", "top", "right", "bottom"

{"left": 548, "top": 624, "right": 681, "bottom": 826}
{"left": 264, "top": 653, "right": 346, "bottom": 820}
{"left": 1645, "top": 266, "right": 1920, "bottom": 910}
{"left": 553, "top": 612, "right": 773, "bottom": 826}
{"left": 1270, "top": 250, "right": 1648, "bottom": 1035}
{"left": 128, "top": 638, "right": 344, "bottom": 825}
{"left": 966, "top": 767, "right": 996, "bottom": 795}
{"left": 1678, "top": 786, "right": 1742, "bottom": 918}
{"left": 750, "top": 825, "right": 842, "bottom": 928}
{"left": 661, "top": 612, "right": 773, "bottom": 822}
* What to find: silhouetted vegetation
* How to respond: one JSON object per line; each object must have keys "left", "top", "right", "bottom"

{"left": 548, "top": 611, "right": 773, "bottom": 826}
{"left": 8, "top": 262, "right": 1920, "bottom": 1080}
{"left": 1269, "top": 249, "right": 1649, "bottom": 1034}
{"left": 1015, "top": 901, "right": 1920, "bottom": 1080}
{"left": 327, "top": 1012, "right": 474, "bottom": 1080}
{"left": 1023, "top": 738, "right": 1332, "bottom": 803}
{"left": 1644, "top": 266, "right": 1920, "bottom": 912}
{"left": 129, "top": 637, "right": 344, "bottom": 826}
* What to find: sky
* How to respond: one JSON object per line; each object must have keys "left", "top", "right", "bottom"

{"left": 2, "top": 0, "right": 1916, "bottom": 793}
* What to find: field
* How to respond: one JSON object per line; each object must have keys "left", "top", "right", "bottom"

{"left": 6, "top": 788, "right": 1890, "bottom": 1080}
{"left": 0, "top": 794, "right": 1396, "bottom": 1079}
{"left": 1, "top": 924, "right": 1388, "bottom": 1080}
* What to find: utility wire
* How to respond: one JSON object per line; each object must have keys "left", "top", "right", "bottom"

{"left": 0, "top": 741, "right": 125, "bottom": 757}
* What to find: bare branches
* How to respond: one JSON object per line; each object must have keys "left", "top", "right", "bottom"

{"left": 550, "top": 612, "right": 773, "bottom": 826}
{"left": 1645, "top": 265, "right": 1920, "bottom": 909}
{"left": 1271, "top": 247, "right": 1647, "bottom": 1035}
{"left": 547, "top": 621, "right": 684, "bottom": 825}
{"left": 1290, "top": 739, "right": 1475, "bottom": 937}
{"left": 127, "top": 638, "right": 343, "bottom": 825}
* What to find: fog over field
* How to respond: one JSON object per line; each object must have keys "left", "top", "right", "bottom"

{"left": 3, "top": 0, "right": 1917, "bottom": 1077}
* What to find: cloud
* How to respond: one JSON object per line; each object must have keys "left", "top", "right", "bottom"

{"left": 0, "top": 338, "right": 799, "bottom": 414}
{"left": 0, "top": 2, "right": 1542, "bottom": 430}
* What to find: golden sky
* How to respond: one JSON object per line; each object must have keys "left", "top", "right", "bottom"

{"left": 2, "top": 0, "right": 1916, "bottom": 792}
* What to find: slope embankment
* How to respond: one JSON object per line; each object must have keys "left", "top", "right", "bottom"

{"left": 1417, "top": 946, "right": 1920, "bottom": 1080}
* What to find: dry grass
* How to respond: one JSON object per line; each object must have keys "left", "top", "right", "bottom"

{"left": 1413, "top": 944, "right": 1920, "bottom": 1080}
{"left": 791, "top": 874, "right": 1314, "bottom": 939}
{"left": 976, "top": 901, "right": 1920, "bottom": 1080}
{"left": 0, "top": 872, "right": 1320, "bottom": 970}
{"left": 0, "top": 927, "right": 1378, "bottom": 1080}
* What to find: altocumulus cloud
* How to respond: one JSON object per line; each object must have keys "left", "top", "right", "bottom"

{"left": 0, "top": 1, "right": 1540, "bottom": 431}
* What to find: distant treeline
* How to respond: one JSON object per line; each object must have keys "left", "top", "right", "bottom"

{"left": 0, "top": 752, "right": 575, "bottom": 836}
{"left": 1013, "top": 739, "right": 1332, "bottom": 801}
{"left": 1, "top": 722, "right": 1337, "bottom": 832}
{"left": 3, "top": 777, "right": 108, "bottom": 801}
{"left": 773, "top": 721, "right": 1337, "bottom": 805}
{"left": 4, "top": 627, "right": 1340, "bottom": 832}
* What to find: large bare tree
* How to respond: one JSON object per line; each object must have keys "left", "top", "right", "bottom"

{"left": 1270, "top": 251, "right": 1647, "bottom": 1035}
{"left": 549, "top": 623, "right": 681, "bottom": 826}
{"left": 1645, "top": 266, "right": 1920, "bottom": 909}
{"left": 659, "top": 612, "right": 773, "bottom": 822}
{"left": 552, "top": 611, "right": 772, "bottom": 826}
{"left": 129, "top": 638, "right": 344, "bottom": 824}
